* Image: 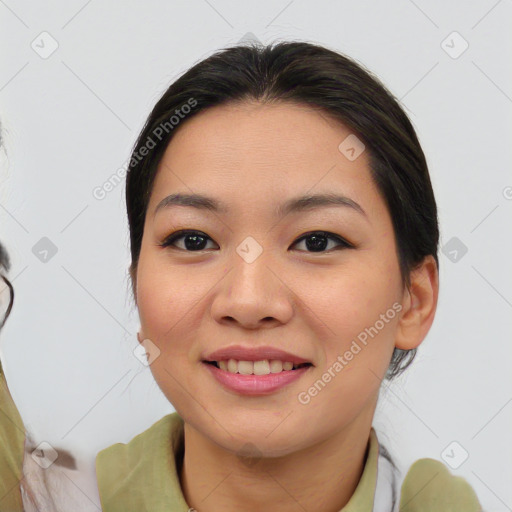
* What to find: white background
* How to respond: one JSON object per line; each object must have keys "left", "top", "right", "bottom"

{"left": 1, "top": 1, "right": 511, "bottom": 510}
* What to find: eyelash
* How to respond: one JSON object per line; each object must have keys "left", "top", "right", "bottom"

{"left": 159, "top": 229, "right": 353, "bottom": 253}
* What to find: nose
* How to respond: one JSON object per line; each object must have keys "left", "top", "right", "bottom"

{"left": 210, "top": 252, "right": 293, "bottom": 330}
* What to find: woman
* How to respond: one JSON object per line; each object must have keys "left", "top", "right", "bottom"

{"left": 0, "top": 239, "right": 102, "bottom": 511}
{"left": 94, "top": 40, "right": 482, "bottom": 510}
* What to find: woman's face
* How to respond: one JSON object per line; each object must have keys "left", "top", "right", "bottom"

{"left": 136, "top": 101, "right": 412, "bottom": 456}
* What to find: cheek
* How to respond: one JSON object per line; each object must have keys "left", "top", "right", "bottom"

{"left": 136, "top": 262, "right": 169, "bottom": 337}
{"left": 295, "top": 269, "right": 399, "bottom": 428}
{"left": 136, "top": 256, "right": 197, "bottom": 343}
{"left": 302, "top": 260, "right": 400, "bottom": 362}
{"left": 135, "top": 258, "right": 201, "bottom": 401}
{"left": 136, "top": 253, "right": 219, "bottom": 373}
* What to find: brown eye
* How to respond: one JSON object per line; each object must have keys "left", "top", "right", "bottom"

{"left": 291, "top": 231, "right": 352, "bottom": 253}
{"left": 160, "top": 230, "right": 217, "bottom": 251}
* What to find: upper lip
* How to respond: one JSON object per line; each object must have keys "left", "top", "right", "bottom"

{"left": 202, "top": 345, "right": 313, "bottom": 365}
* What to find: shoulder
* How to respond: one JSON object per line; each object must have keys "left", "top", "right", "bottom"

{"left": 399, "top": 457, "right": 482, "bottom": 511}
{"left": 95, "top": 412, "right": 186, "bottom": 511}
{"left": 96, "top": 412, "right": 180, "bottom": 473}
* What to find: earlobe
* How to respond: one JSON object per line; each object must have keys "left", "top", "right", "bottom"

{"left": 395, "top": 255, "right": 439, "bottom": 351}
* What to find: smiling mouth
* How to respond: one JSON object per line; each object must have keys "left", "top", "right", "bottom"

{"left": 203, "top": 360, "right": 313, "bottom": 375}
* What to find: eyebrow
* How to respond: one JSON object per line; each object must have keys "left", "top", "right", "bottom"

{"left": 154, "top": 192, "right": 368, "bottom": 219}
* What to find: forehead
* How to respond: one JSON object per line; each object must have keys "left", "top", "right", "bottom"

{"left": 149, "top": 101, "right": 381, "bottom": 218}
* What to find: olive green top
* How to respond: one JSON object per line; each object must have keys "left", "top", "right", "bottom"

{"left": 0, "top": 361, "right": 25, "bottom": 512}
{"left": 96, "top": 412, "right": 483, "bottom": 511}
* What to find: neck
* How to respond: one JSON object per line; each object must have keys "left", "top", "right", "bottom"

{"left": 179, "top": 407, "right": 375, "bottom": 512}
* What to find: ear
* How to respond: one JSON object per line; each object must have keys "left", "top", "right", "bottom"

{"left": 395, "top": 255, "right": 439, "bottom": 351}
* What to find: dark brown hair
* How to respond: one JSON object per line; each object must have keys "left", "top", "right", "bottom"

{"left": 124, "top": 40, "right": 439, "bottom": 380}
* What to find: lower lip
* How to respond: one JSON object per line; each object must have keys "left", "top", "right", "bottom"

{"left": 202, "top": 362, "right": 312, "bottom": 395}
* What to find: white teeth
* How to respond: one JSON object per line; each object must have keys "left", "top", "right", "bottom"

{"left": 216, "top": 359, "right": 305, "bottom": 375}
{"left": 269, "top": 360, "right": 283, "bottom": 373}
{"left": 238, "top": 360, "right": 253, "bottom": 375}
{"left": 253, "top": 360, "right": 270, "bottom": 375}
